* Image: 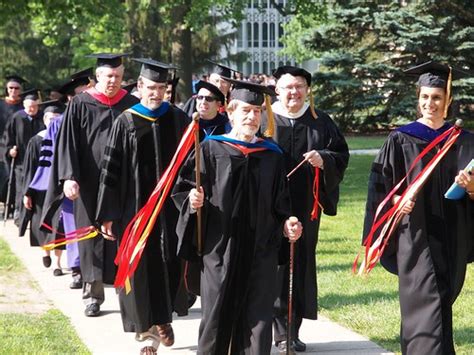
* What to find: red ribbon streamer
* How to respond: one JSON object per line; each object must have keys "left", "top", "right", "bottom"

{"left": 310, "top": 167, "right": 320, "bottom": 220}
{"left": 354, "top": 125, "right": 461, "bottom": 274}
{"left": 114, "top": 121, "right": 198, "bottom": 290}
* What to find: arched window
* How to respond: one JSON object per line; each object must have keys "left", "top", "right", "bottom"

{"left": 278, "top": 24, "right": 284, "bottom": 47}
{"left": 254, "top": 61, "right": 260, "bottom": 74}
{"left": 269, "top": 23, "right": 275, "bottom": 47}
{"left": 253, "top": 23, "right": 259, "bottom": 48}
{"left": 262, "top": 61, "right": 268, "bottom": 74}
{"left": 262, "top": 22, "right": 268, "bottom": 48}
{"left": 247, "top": 22, "right": 252, "bottom": 47}
{"left": 246, "top": 62, "right": 252, "bottom": 76}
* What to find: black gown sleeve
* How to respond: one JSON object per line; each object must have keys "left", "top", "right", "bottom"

{"left": 96, "top": 117, "right": 128, "bottom": 223}
{"left": 18, "top": 136, "right": 41, "bottom": 236}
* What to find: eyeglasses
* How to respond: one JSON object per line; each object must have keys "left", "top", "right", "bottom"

{"left": 196, "top": 95, "right": 217, "bottom": 102}
{"left": 7, "top": 86, "right": 20, "bottom": 90}
{"left": 278, "top": 84, "right": 308, "bottom": 92}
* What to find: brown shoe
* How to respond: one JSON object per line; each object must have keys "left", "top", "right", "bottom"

{"left": 139, "top": 346, "right": 157, "bottom": 355}
{"left": 156, "top": 323, "right": 174, "bottom": 347}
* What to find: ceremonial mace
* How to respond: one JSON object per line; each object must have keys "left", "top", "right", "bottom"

{"left": 3, "top": 146, "right": 16, "bottom": 226}
{"left": 192, "top": 113, "right": 202, "bottom": 255}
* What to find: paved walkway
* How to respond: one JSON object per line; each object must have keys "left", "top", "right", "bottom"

{"left": 1, "top": 220, "right": 392, "bottom": 355}
{"left": 349, "top": 149, "right": 379, "bottom": 155}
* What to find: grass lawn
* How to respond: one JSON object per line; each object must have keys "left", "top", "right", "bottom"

{"left": 318, "top": 155, "right": 474, "bottom": 354}
{"left": 345, "top": 135, "right": 387, "bottom": 150}
{"left": 0, "top": 238, "right": 90, "bottom": 355}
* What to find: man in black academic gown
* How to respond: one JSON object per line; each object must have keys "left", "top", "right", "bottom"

{"left": 3, "top": 90, "right": 45, "bottom": 224}
{"left": 194, "top": 80, "right": 230, "bottom": 137}
{"left": 263, "top": 66, "right": 349, "bottom": 353}
{"left": 42, "top": 53, "right": 139, "bottom": 317}
{"left": 0, "top": 75, "right": 26, "bottom": 135}
{"left": 20, "top": 101, "right": 65, "bottom": 274}
{"left": 96, "top": 58, "right": 189, "bottom": 352}
{"left": 182, "top": 60, "right": 236, "bottom": 116}
{"left": 173, "top": 79, "right": 303, "bottom": 355}
{"left": 0, "top": 75, "right": 26, "bottom": 202}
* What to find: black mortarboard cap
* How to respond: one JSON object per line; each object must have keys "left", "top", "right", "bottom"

{"left": 403, "top": 60, "right": 469, "bottom": 88}
{"left": 20, "top": 88, "right": 40, "bottom": 101}
{"left": 226, "top": 78, "right": 275, "bottom": 106}
{"left": 58, "top": 77, "right": 90, "bottom": 96}
{"left": 71, "top": 67, "right": 94, "bottom": 80}
{"left": 6, "top": 75, "right": 27, "bottom": 85}
{"left": 86, "top": 53, "right": 129, "bottom": 68}
{"left": 273, "top": 66, "right": 312, "bottom": 86}
{"left": 39, "top": 99, "right": 65, "bottom": 114}
{"left": 133, "top": 58, "right": 173, "bottom": 83}
{"left": 207, "top": 60, "right": 239, "bottom": 79}
{"left": 195, "top": 80, "right": 225, "bottom": 104}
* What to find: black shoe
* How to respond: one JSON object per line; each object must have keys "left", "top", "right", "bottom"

{"left": 69, "top": 277, "right": 83, "bottom": 289}
{"left": 53, "top": 268, "right": 64, "bottom": 276}
{"left": 84, "top": 303, "right": 100, "bottom": 317}
{"left": 276, "top": 341, "right": 296, "bottom": 355}
{"left": 42, "top": 256, "right": 52, "bottom": 268}
{"left": 294, "top": 338, "right": 306, "bottom": 352}
{"left": 187, "top": 293, "right": 197, "bottom": 308}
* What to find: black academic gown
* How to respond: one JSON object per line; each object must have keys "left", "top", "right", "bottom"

{"left": 0, "top": 99, "right": 22, "bottom": 200}
{"left": 18, "top": 133, "right": 53, "bottom": 247}
{"left": 41, "top": 91, "right": 138, "bottom": 284}
{"left": 199, "top": 113, "right": 230, "bottom": 138}
{"left": 173, "top": 138, "right": 292, "bottom": 355}
{"left": 96, "top": 105, "right": 189, "bottom": 333}
{"left": 3, "top": 110, "right": 45, "bottom": 210}
{"left": 262, "top": 107, "right": 349, "bottom": 336}
{"left": 363, "top": 122, "right": 474, "bottom": 355}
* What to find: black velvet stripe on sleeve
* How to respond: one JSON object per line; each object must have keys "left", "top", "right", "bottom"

{"left": 40, "top": 150, "right": 53, "bottom": 157}
{"left": 38, "top": 160, "right": 52, "bottom": 167}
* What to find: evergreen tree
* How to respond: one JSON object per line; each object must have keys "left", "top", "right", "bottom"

{"left": 282, "top": 1, "right": 474, "bottom": 131}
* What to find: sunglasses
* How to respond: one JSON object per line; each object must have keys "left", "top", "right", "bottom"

{"left": 196, "top": 95, "right": 217, "bottom": 102}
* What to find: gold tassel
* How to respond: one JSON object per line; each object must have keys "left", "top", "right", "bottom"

{"left": 264, "top": 94, "right": 275, "bottom": 137}
{"left": 444, "top": 66, "right": 452, "bottom": 119}
{"left": 309, "top": 89, "right": 318, "bottom": 119}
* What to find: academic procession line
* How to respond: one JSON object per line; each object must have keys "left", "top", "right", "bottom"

{"left": 1, "top": 219, "right": 391, "bottom": 355}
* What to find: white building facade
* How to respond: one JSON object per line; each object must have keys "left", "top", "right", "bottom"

{"left": 228, "top": 0, "right": 296, "bottom": 75}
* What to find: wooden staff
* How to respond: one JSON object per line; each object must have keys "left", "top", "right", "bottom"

{"left": 287, "top": 237, "right": 295, "bottom": 355}
{"left": 193, "top": 113, "right": 202, "bottom": 255}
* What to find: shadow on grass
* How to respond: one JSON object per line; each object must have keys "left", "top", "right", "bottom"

{"left": 320, "top": 290, "right": 399, "bottom": 309}
{"left": 369, "top": 334, "right": 400, "bottom": 354}
{"left": 455, "top": 326, "right": 474, "bottom": 347}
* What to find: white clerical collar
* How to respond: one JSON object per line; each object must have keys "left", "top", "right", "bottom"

{"left": 272, "top": 101, "right": 309, "bottom": 119}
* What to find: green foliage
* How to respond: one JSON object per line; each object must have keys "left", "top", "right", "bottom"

{"left": 282, "top": 1, "right": 474, "bottom": 131}
{"left": 0, "top": 0, "right": 246, "bottom": 93}
{"left": 345, "top": 135, "right": 387, "bottom": 150}
{"left": 0, "top": 238, "right": 23, "bottom": 272}
{"left": 0, "top": 310, "right": 90, "bottom": 354}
